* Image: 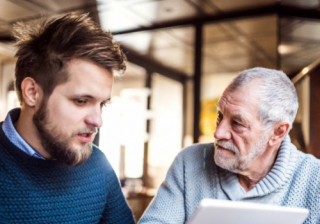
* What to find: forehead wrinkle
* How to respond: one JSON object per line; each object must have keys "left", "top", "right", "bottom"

{"left": 217, "top": 97, "right": 252, "bottom": 127}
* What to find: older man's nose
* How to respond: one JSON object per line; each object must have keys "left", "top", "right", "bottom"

{"left": 214, "top": 120, "right": 231, "bottom": 140}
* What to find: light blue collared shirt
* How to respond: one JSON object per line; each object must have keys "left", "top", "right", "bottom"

{"left": 2, "top": 108, "right": 45, "bottom": 160}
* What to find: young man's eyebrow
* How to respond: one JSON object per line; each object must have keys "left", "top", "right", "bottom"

{"left": 70, "top": 94, "right": 94, "bottom": 99}
{"left": 81, "top": 95, "right": 94, "bottom": 99}
{"left": 70, "top": 94, "right": 111, "bottom": 102}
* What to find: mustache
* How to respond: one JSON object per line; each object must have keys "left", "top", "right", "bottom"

{"left": 214, "top": 139, "right": 239, "bottom": 154}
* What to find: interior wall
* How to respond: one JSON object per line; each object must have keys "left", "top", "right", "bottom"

{"left": 309, "top": 65, "right": 320, "bottom": 158}
{"left": 294, "top": 75, "right": 310, "bottom": 151}
{"left": 148, "top": 73, "right": 183, "bottom": 189}
{"left": 99, "top": 71, "right": 147, "bottom": 178}
{"left": 183, "top": 78, "right": 194, "bottom": 147}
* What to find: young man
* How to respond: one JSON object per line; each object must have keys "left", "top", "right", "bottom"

{"left": 139, "top": 67, "right": 320, "bottom": 224}
{"left": 0, "top": 13, "right": 135, "bottom": 224}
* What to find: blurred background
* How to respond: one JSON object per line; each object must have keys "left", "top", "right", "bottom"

{"left": 0, "top": 0, "right": 320, "bottom": 221}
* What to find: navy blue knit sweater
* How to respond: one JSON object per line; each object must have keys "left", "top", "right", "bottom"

{"left": 0, "top": 122, "right": 135, "bottom": 224}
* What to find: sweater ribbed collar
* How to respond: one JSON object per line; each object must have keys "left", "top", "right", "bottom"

{"left": 218, "top": 135, "right": 299, "bottom": 201}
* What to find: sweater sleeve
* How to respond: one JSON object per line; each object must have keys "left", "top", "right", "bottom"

{"left": 99, "top": 168, "right": 135, "bottom": 224}
{"left": 138, "top": 151, "right": 186, "bottom": 224}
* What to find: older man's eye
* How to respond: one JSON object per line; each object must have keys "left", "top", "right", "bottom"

{"left": 233, "top": 120, "right": 242, "bottom": 126}
{"left": 216, "top": 112, "right": 222, "bottom": 126}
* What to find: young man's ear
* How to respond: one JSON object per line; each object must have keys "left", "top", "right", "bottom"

{"left": 20, "top": 77, "right": 42, "bottom": 107}
{"left": 269, "top": 121, "right": 290, "bottom": 146}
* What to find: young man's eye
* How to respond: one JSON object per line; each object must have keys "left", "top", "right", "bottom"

{"left": 75, "top": 99, "right": 86, "bottom": 105}
{"left": 101, "top": 100, "right": 111, "bottom": 108}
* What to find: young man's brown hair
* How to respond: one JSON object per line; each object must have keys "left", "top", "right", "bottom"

{"left": 13, "top": 13, "right": 126, "bottom": 103}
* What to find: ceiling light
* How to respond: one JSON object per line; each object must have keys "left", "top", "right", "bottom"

{"left": 278, "top": 45, "right": 290, "bottom": 54}
{"left": 301, "top": 67, "right": 309, "bottom": 75}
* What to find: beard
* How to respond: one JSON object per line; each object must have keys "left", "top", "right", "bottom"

{"left": 33, "top": 99, "right": 96, "bottom": 166}
{"left": 214, "top": 133, "right": 268, "bottom": 172}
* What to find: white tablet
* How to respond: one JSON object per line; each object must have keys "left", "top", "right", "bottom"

{"left": 187, "top": 199, "right": 309, "bottom": 224}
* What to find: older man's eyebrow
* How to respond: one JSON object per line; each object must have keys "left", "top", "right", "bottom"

{"left": 233, "top": 114, "right": 248, "bottom": 125}
{"left": 215, "top": 103, "right": 221, "bottom": 112}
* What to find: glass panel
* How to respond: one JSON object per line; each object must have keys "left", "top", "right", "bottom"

{"left": 31, "top": 0, "right": 96, "bottom": 12}
{"left": 203, "top": 15, "right": 277, "bottom": 75}
{"left": 201, "top": 15, "right": 278, "bottom": 143}
{"left": 150, "top": 27, "right": 195, "bottom": 76}
{"left": 114, "top": 31, "right": 153, "bottom": 55}
{"left": 148, "top": 73, "right": 183, "bottom": 188}
{"left": 0, "top": 0, "right": 37, "bottom": 22}
{"left": 121, "top": 88, "right": 150, "bottom": 178}
{"left": 202, "top": 0, "right": 276, "bottom": 14}
{"left": 281, "top": 0, "right": 319, "bottom": 9}
{"left": 114, "top": 26, "right": 195, "bottom": 76}
{"left": 98, "top": 0, "right": 197, "bottom": 32}
{"left": 130, "top": 0, "right": 197, "bottom": 23}
{"left": 292, "top": 76, "right": 310, "bottom": 152}
{"left": 98, "top": 2, "right": 152, "bottom": 32}
{"left": 99, "top": 62, "right": 147, "bottom": 178}
{"left": 280, "top": 18, "right": 320, "bottom": 75}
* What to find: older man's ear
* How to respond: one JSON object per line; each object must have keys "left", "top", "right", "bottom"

{"left": 269, "top": 121, "right": 290, "bottom": 147}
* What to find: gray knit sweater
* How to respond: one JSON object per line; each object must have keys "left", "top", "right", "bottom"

{"left": 139, "top": 135, "right": 320, "bottom": 224}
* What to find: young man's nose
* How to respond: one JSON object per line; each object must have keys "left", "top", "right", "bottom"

{"left": 85, "top": 106, "right": 103, "bottom": 128}
{"left": 214, "top": 119, "right": 232, "bottom": 140}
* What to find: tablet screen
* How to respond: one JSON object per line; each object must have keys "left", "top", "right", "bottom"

{"left": 187, "top": 199, "right": 309, "bottom": 224}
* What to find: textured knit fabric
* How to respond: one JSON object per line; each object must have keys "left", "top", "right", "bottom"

{"left": 139, "top": 135, "right": 320, "bottom": 224}
{"left": 0, "top": 122, "right": 135, "bottom": 224}
{"left": 2, "top": 108, "right": 44, "bottom": 159}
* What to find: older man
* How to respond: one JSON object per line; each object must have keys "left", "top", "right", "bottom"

{"left": 139, "top": 67, "right": 320, "bottom": 224}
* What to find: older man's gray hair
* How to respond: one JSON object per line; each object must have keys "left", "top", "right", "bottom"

{"left": 228, "top": 67, "right": 299, "bottom": 130}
